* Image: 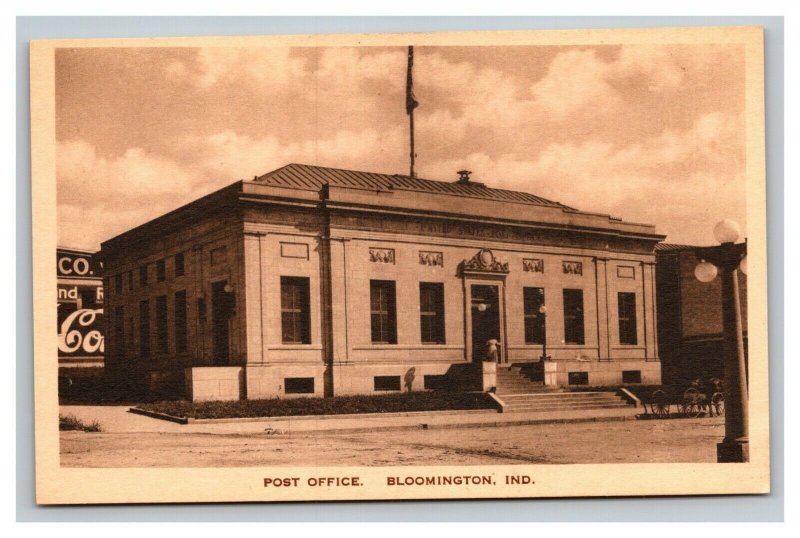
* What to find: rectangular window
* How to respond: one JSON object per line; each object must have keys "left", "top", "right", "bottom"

{"left": 523, "top": 287, "right": 545, "bottom": 344}
{"left": 127, "top": 271, "right": 133, "bottom": 290}
{"left": 419, "top": 282, "right": 445, "bottom": 344}
{"left": 563, "top": 289, "right": 585, "bottom": 345}
{"left": 156, "top": 259, "right": 166, "bottom": 282}
{"left": 284, "top": 377, "right": 315, "bottom": 394}
{"left": 568, "top": 371, "right": 589, "bottom": 385}
{"left": 139, "top": 265, "right": 148, "bottom": 287}
{"left": 618, "top": 292, "right": 638, "bottom": 345}
{"left": 114, "top": 306, "right": 125, "bottom": 354}
{"left": 155, "top": 295, "right": 168, "bottom": 353}
{"left": 622, "top": 370, "right": 642, "bottom": 384}
{"left": 280, "top": 276, "right": 311, "bottom": 344}
{"left": 423, "top": 375, "right": 447, "bottom": 390}
{"left": 175, "top": 252, "right": 185, "bottom": 277}
{"left": 370, "top": 280, "right": 397, "bottom": 344}
{"left": 114, "top": 274, "right": 123, "bottom": 294}
{"left": 174, "top": 290, "right": 187, "bottom": 353}
{"left": 139, "top": 299, "right": 150, "bottom": 357}
{"left": 374, "top": 375, "right": 401, "bottom": 391}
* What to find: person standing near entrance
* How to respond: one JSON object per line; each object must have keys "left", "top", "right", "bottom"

{"left": 485, "top": 338, "right": 500, "bottom": 363}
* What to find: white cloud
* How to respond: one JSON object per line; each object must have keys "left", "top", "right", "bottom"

{"left": 57, "top": 140, "right": 194, "bottom": 204}
{"left": 531, "top": 49, "right": 619, "bottom": 118}
{"left": 414, "top": 51, "right": 533, "bottom": 136}
{"left": 57, "top": 139, "right": 199, "bottom": 249}
{"left": 529, "top": 45, "right": 691, "bottom": 119}
{"left": 613, "top": 46, "right": 685, "bottom": 89}
{"left": 194, "top": 47, "right": 309, "bottom": 89}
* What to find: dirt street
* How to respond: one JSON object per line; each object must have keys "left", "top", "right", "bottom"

{"left": 60, "top": 417, "right": 724, "bottom": 467}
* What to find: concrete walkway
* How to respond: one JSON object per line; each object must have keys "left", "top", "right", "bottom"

{"left": 60, "top": 404, "right": 640, "bottom": 435}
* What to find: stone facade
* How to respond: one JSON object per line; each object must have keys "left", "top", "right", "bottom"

{"left": 102, "top": 164, "right": 664, "bottom": 401}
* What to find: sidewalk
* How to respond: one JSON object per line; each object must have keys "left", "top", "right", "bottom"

{"left": 60, "top": 404, "right": 640, "bottom": 435}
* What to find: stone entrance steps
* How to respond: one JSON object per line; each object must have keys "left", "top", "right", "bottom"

{"left": 496, "top": 363, "right": 550, "bottom": 394}
{"left": 497, "top": 391, "right": 631, "bottom": 413}
{"left": 494, "top": 364, "right": 632, "bottom": 413}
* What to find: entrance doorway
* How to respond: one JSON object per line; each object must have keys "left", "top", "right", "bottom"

{"left": 471, "top": 284, "right": 501, "bottom": 362}
{"left": 211, "top": 280, "right": 232, "bottom": 365}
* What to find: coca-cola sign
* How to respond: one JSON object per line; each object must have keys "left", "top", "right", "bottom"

{"left": 57, "top": 306, "right": 104, "bottom": 356}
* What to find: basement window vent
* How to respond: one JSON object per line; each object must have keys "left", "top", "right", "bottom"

{"left": 284, "top": 377, "right": 315, "bottom": 394}
{"left": 374, "top": 376, "right": 401, "bottom": 392}
{"left": 622, "top": 370, "right": 642, "bottom": 384}
{"left": 423, "top": 375, "right": 448, "bottom": 391}
{"left": 568, "top": 372, "right": 589, "bottom": 386}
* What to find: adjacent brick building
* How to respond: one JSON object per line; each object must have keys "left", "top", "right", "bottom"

{"left": 655, "top": 243, "right": 748, "bottom": 385}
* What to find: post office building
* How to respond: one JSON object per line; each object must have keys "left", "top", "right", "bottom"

{"left": 101, "top": 164, "right": 665, "bottom": 401}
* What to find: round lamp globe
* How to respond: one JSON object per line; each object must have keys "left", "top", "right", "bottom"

{"left": 694, "top": 260, "right": 718, "bottom": 283}
{"left": 713, "top": 219, "right": 741, "bottom": 244}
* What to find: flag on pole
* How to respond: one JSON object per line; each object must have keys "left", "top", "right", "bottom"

{"left": 406, "top": 46, "right": 419, "bottom": 115}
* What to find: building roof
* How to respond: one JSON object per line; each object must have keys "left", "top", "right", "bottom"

{"left": 255, "top": 163, "right": 574, "bottom": 210}
{"left": 654, "top": 243, "right": 700, "bottom": 252}
{"left": 103, "top": 163, "right": 664, "bottom": 255}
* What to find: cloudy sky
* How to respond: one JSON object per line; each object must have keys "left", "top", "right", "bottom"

{"left": 56, "top": 43, "right": 746, "bottom": 251}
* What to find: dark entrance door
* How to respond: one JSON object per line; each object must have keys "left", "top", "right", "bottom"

{"left": 471, "top": 284, "right": 501, "bottom": 362}
{"left": 211, "top": 280, "right": 231, "bottom": 365}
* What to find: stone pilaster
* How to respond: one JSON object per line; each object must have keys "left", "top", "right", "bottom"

{"left": 641, "top": 261, "right": 658, "bottom": 360}
{"left": 242, "top": 231, "right": 265, "bottom": 364}
{"left": 594, "top": 257, "right": 611, "bottom": 360}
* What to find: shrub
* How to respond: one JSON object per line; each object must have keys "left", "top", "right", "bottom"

{"left": 59, "top": 414, "right": 102, "bottom": 432}
{"left": 139, "top": 391, "right": 496, "bottom": 420}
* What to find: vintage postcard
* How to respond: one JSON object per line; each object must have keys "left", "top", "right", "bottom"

{"left": 31, "top": 26, "right": 769, "bottom": 504}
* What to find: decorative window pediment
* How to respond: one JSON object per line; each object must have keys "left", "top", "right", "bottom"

{"left": 460, "top": 248, "right": 509, "bottom": 275}
{"left": 419, "top": 251, "right": 443, "bottom": 267}
{"left": 523, "top": 258, "right": 544, "bottom": 273}
{"left": 369, "top": 248, "right": 395, "bottom": 264}
{"left": 562, "top": 261, "right": 583, "bottom": 275}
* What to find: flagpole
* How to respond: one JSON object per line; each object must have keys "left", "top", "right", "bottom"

{"left": 409, "top": 104, "right": 415, "bottom": 178}
{"left": 406, "top": 45, "right": 418, "bottom": 178}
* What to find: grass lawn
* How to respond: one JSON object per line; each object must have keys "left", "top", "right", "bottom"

{"left": 138, "top": 391, "right": 497, "bottom": 420}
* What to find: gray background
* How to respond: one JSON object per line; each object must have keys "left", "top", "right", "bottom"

{"left": 16, "top": 16, "right": 784, "bottom": 522}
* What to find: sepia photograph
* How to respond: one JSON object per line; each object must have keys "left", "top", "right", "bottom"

{"left": 31, "top": 25, "right": 769, "bottom": 504}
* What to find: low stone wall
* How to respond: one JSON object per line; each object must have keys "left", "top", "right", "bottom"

{"left": 332, "top": 361, "right": 477, "bottom": 396}
{"left": 544, "top": 360, "right": 661, "bottom": 387}
{"left": 245, "top": 364, "right": 326, "bottom": 399}
{"left": 185, "top": 366, "right": 245, "bottom": 401}
{"left": 185, "top": 361, "right": 492, "bottom": 400}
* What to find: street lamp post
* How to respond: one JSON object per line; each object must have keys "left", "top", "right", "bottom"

{"left": 694, "top": 219, "right": 749, "bottom": 463}
{"left": 539, "top": 304, "right": 550, "bottom": 361}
